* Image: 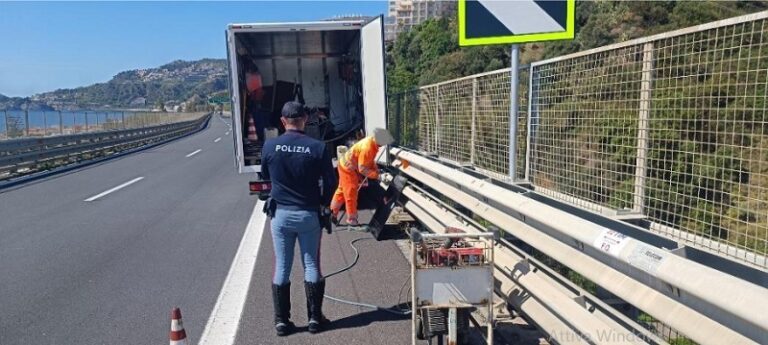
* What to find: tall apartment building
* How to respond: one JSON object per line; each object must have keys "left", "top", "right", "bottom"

{"left": 384, "top": 0, "right": 456, "bottom": 42}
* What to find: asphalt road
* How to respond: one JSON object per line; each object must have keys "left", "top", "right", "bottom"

{"left": 0, "top": 116, "right": 413, "bottom": 345}
{"left": 235, "top": 212, "right": 412, "bottom": 345}
{"left": 0, "top": 116, "right": 255, "bottom": 344}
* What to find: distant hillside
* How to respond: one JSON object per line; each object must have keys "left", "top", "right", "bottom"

{"left": 0, "top": 58, "right": 229, "bottom": 111}
{"left": 0, "top": 95, "right": 54, "bottom": 111}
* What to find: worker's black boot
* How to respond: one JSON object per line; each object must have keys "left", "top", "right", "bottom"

{"left": 305, "top": 280, "right": 330, "bottom": 334}
{"left": 272, "top": 283, "right": 295, "bottom": 336}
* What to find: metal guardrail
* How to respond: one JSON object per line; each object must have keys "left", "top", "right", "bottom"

{"left": 387, "top": 11, "right": 768, "bottom": 268}
{"left": 0, "top": 113, "right": 210, "bottom": 178}
{"left": 401, "top": 183, "right": 665, "bottom": 345}
{"left": 390, "top": 148, "right": 768, "bottom": 345}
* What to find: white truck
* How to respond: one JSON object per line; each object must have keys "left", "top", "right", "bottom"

{"left": 225, "top": 17, "right": 387, "bottom": 190}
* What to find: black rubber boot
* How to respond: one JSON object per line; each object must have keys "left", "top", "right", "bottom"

{"left": 272, "top": 283, "right": 295, "bottom": 336}
{"left": 305, "top": 280, "right": 330, "bottom": 333}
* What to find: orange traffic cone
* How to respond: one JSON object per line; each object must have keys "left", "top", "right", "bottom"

{"left": 169, "top": 307, "right": 188, "bottom": 345}
{"left": 247, "top": 117, "right": 259, "bottom": 142}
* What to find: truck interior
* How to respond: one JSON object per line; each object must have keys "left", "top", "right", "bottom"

{"left": 233, "top": 29, "right": 365, "bottom": 158}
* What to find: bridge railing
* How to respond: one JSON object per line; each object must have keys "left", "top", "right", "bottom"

{"left": 387, "top": 11, "right": 768, "bottom": 268}
{"left": 0, "top": 113, "right": 210, "bottom": 182}
{"left": 0, "top": 110, "right": 206, "bottom": 140}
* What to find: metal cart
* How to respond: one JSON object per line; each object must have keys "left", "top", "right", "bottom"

{"left": 410, "top": 228, "right": 495, "bottom": 345}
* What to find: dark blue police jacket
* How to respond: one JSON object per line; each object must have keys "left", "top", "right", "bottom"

{"left": 261, "top": 129, "right": 337, "bottom": 210}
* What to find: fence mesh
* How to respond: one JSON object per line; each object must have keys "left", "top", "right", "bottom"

{"left": 641, "top": 17, "right": 768, "bottom": 260}
{"left": 529, "top": 45, "right": 644, "bottom": 212}
{"left": 386, "top": 13, "right": 768, "bottom": 267}
{"left": 1, "top": 111, "right": 208, "bottom": 140}
{"left": 388, "top": 67, "right": 529, "bottom": 181}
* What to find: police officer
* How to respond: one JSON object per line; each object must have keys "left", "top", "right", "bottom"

{"left": 262, "top": 101, "right": 337, "bottom": 336}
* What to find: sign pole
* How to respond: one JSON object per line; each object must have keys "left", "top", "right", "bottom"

{"left": 508, "top": 44, "right": 519, "bottom": 180}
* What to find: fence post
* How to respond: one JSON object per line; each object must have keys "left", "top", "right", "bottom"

{"left": 24, "top": 109, "right": 29, "bottom": 137}
{"left": 633, "top": 42, "right": 654, "bottom": 214}
{"left": 395, "top": 94, "right": 402, "bottom": 144}
{"left": 43, "top": 111, "right": 48, "bottom": 136}
{"left": 434, "top": 86, "right": 440, "bottom": 154}
{"left": 122, "top": 111, "right": 126, "bottom": 129}
{"left": 525, "top": 65, "right": 536, "bottom": 182}
{"left": 59, "top": 111, "right": 63, "bottom": 135}
{"left": 509, "top": 45, "right": 520, "bottom": 180}
{"left": 85, "top": 112, "right": 89, "bottom": 132}
{"left": 96, "top": 112, "right": 100, "bottom": 129}
{"left": 471, "top": 78, "right": 478, "bottom": 166}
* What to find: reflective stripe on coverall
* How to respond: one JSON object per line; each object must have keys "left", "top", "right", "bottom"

{"left": 330, "top": 136, "right": 380, "bottom": 218}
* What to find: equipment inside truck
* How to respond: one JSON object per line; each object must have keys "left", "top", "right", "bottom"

{"left": 232, "top": 28, "right": 367, "bottom": 167}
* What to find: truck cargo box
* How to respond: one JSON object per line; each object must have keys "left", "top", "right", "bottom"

{"left": 225, "top": 17, "right": 387, "bottom": 174}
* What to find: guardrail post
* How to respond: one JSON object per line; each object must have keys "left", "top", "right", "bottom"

{"left": 633, "top": 42, "right": 654, "bottom": 214}
{"left": 59, "top": 111, "right": 63, "bottom": 135}
{"left": 24, "top": 109, "right": 29, "bottom": 137}
{"left": 471, "top": 78, "right": 478, "bottom": 166}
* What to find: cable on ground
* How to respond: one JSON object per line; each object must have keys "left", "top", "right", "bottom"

{"left": 323, "top": 235, "right": 412, "bottom": 316}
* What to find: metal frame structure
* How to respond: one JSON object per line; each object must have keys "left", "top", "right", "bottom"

{"left": 410, "top": 230, "right": 495, "bottom": 345}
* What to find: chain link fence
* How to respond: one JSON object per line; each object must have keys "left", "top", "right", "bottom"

{"left": 387, "top": 12, "right": 768, "bottom": 267}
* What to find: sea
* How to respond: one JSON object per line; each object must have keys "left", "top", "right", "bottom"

{"left": 0, "top": 110, "right": 179, "bottom": 138}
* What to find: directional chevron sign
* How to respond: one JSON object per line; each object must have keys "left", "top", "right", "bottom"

{"left": 459, "top": 0, "right": 575, "bottom": 46}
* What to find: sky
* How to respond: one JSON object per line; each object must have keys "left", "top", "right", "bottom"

{"left": 0, "top": 1, "right": 387, "bottom": 97}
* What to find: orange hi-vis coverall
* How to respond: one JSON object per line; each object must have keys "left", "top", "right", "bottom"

{"left": 330, "top": 136, "right": 380, "bottom": 220}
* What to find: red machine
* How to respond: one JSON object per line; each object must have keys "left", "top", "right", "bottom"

{"left": 423, "top": 227, "right": 486, "bottom": 267}
{"left": 427, "top": 247, "right": 485, "bottom": 267}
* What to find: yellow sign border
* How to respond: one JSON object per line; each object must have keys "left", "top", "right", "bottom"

{"left": 459, "top": 0, "right": 575, "bottom": 46}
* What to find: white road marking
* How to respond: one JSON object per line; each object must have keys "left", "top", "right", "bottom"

{"left": 186, "top": 149, "right": 202, "bottom": 158}
{"left": 198, "top": 201, "right": 267, "bottom": 345}
{"left": 84, "top": 177, "right": 144, "bottom": 202}
{"left": 214, "top": 137, "right": 222, "bottom": 143}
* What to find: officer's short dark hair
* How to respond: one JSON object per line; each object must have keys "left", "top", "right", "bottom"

{"left": 281, "top": 101, "right": 307, "bottom": 119}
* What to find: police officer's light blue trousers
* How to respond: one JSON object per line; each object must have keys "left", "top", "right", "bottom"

{"left": 271, "top": 208, "right": 322, "bottom": 285}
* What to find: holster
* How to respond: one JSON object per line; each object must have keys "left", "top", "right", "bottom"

{"left": 263, "top": 197, "right": 277, "bottom": 218}
{"left": 319, "top": 207, "right": 333, "bottom": 234}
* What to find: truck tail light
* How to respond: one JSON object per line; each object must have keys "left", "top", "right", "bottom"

{"left": 249, "top": 181, "right": 272, "bottom": 193}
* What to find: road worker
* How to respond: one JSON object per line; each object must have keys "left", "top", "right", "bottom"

{"left": 261, "top": 101, "right": 337, "bottom": 336}
{"left": 243, "top": 63, "right": 269, "bottom": 142}
{"left": 330, "top": 128, "right": 394, "bottom": 225}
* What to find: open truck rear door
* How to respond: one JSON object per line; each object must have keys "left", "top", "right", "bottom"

{"left": 360, "top": 15, "right": 388, "bottom": 136}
